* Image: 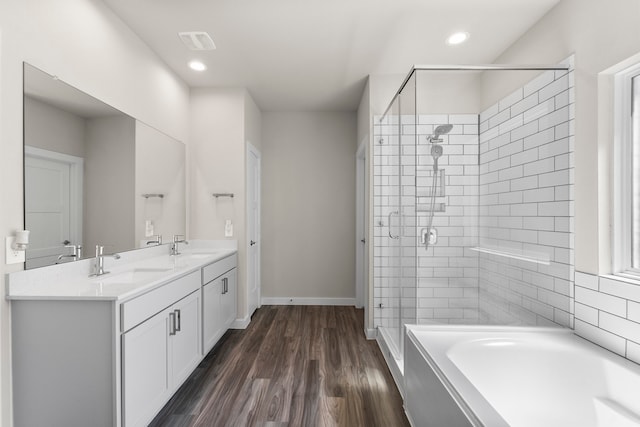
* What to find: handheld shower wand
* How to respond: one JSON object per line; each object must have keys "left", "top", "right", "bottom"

{"left": 431, "top": 144, "right": 443, "bottom": 172}
{"left": 424, "top": 124, "right": 452, "bottom": 250}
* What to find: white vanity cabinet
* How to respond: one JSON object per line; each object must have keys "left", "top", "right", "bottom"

{"left": 121, "top": 271, "right": 201, "bottom": 427}
{"left": 202, "top": 254, "right": 237, "bottom": 354}
{"left": 9, "top": 249, "right": 239, "bottom": 427}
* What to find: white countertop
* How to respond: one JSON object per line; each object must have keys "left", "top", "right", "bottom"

{"left": 6, "top": 240, "right": 237, "bottom": 302}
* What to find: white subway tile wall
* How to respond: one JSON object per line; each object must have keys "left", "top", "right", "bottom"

{"left": 575, "top": 272, "right": 640, "bottom": 364}
{"left": 477, "top": 66, "right": 574, "bottom": 327}
{"left": 415, "top": 114, "right": 480, "bottom": 324}
{"left": 373, "top": 61, "right": 575, "bottom": 330}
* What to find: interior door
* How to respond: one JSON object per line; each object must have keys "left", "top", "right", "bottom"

{"left": 247, "top": 144, "right": 261, "bottom": 316}
{"left": 24, "top": 155, "right": 72, "bottom": 268}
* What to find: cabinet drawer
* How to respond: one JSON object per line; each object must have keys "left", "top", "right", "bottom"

{"left": 202, "top": 253, "right": 237, "bottom": 284}
{"left": 121, "top": 270, "right": 200, "bottom": 332}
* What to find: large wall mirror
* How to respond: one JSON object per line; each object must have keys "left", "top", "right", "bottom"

{"left": 23, "top": 63, "right": 186, "bottom": 269}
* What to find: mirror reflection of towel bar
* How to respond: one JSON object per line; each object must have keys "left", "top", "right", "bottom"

{"left": 212, "top": 193, "right": 234, "bottom": 198}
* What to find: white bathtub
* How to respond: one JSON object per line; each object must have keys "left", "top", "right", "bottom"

{"left": 404, "top": 325, "right": 640, "bottom": 427}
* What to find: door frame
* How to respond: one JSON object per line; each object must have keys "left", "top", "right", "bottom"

{"left": 356, "top": 137, "right": 368, "bottom": 310}
{"left": 24, "top": 145, "right": 84, "bottom": 254}
{"left": 246, "top": 142, "right": 261, "bottom": 318}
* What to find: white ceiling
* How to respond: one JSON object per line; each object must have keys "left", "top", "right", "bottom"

{"left": 102, "top": 0, "right": 561, "bottom": 111}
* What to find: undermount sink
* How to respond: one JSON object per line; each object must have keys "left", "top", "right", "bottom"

{"left": 93, "top": 267, "right": 173, "bottom": 285}
{"left": 183, "top": 253, "right": 218, "bottom": 259}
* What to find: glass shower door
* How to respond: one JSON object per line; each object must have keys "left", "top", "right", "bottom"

{"left": 398, "top": 74, "right": 417, "bottom": 358}
{"left": 384, "top": 98, "right": 402, "bottom": 357}
{"left": 375, "top": 74, "right": 418, "bottom": 362}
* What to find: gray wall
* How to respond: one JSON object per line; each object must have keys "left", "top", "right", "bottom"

{"left": 189, "top": 87, "right": 262, "bottom": 321}
{"left": 262, "top": 112, "right": 357, "bottom": 301}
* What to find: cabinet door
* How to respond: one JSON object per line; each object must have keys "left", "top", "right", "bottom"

{"left": 202, "top": 277, "right": 224, "bottom": 354}
{"left": 222, "top": 269, "right": 237, "bottom": 329}
{"left": 170, "top": 290, "right": 201, "bottom": 388}
{"left": 122, "top": 309, "right": 170, "bottom": 427}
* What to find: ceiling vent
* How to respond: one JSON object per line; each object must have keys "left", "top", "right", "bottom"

{"left": 178, "top": 32, "right": 216, "bottom": 51}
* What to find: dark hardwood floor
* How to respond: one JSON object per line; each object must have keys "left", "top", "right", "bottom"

{"left": 149, "top": 305, "right": 410, "bottom": 427}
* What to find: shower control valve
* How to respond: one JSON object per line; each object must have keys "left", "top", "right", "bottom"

{"left": 421, "top": 228, "right": 438, "bottom": 245}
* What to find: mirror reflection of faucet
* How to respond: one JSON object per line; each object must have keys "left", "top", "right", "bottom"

{"left": 146, "top": 235, "right": 163, "bottom": 246}
{"left": 56, "top": 244, "right": 82, "bottom": 263}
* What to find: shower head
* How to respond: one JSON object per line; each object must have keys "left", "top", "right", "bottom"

{"left": 428, "top": 124, "right": 453, "bottom": 142}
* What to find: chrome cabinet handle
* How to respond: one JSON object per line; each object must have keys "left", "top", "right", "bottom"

{"left": 174, "top": 309, "right": 181, "bottom": 332}
{"left": 169, "top": 312, "right": 176, "bottom": 336}
{"left": 388, "top": 211, "right": 400, "bottom": 239}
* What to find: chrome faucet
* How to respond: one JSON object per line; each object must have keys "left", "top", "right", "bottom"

{"left": 57, "top": 244, "right": 82, "bottom": 263}
{"left": 90, "top": 245, "right": 120, "bottom": 277}
{"left": 146, "top": 235, "right": 163, "bottom": 246}
{"left": 170, "top": 234, "right": 188, "bottom": 256}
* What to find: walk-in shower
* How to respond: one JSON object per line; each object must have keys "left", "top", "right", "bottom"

{"left": 373, "top": 62, "right": 576, "bottom": 368}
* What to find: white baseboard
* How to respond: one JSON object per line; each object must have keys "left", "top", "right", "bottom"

{"left": 365, "top": 328, "right": 377, "bottom": 340}
{"left": 261, "top": 297, "right": 356, "bottom": 306}
{"left": 230, "top": 315, "right": 251, "bottom": 329}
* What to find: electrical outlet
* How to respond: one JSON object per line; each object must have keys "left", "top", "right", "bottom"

{"left": 6, "top": 237, "right": 25, "bottom": 264}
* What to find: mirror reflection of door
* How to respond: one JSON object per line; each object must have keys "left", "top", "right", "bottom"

{"left": 24, "top": 146, "right": 83, "bottom": 268}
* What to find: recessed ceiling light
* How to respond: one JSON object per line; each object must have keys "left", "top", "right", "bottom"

{"left": 188, "top": 60, "right": 207, "bottom": 72}
{"left": 446, "top": 32, "right": 470, "bottom": 46}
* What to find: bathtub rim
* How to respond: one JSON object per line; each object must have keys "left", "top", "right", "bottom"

{"left": 405, "top": 324, "right": 574, "bottom": 427}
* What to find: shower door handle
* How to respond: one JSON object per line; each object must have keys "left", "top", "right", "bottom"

{"left": 388, "top": 211, "right": 400, "bottom": 239}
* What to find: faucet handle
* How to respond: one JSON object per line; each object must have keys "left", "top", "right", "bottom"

{"left": 173, "top": 234, "right": 187, "bottom": 243}
{"left": 95, "top": 245, "right": 119, "bottom": 257}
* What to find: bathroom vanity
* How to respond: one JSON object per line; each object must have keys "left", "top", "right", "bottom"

{"left": 6, "top": 242, "right": 237, "bottom": 427}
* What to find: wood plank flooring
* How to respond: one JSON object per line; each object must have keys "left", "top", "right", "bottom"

{"left": 149, "top": 306, "right": 409, "bottom": 427}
